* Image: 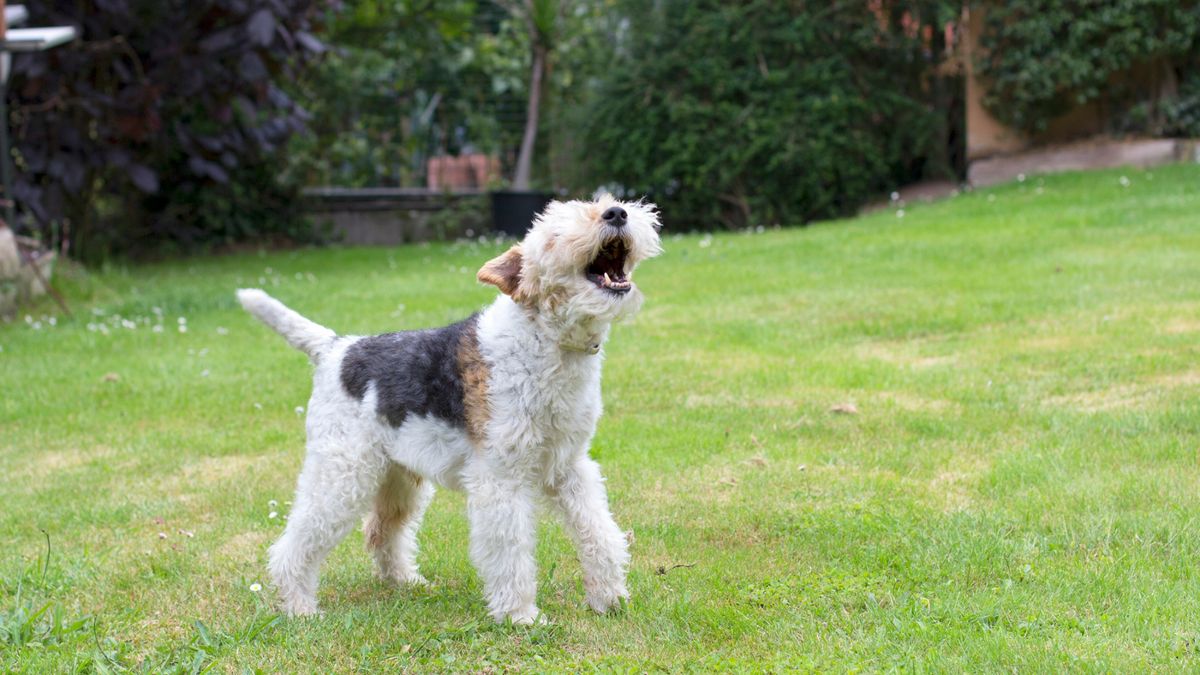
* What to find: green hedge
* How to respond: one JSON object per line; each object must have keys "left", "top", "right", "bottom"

{"left": 578, "top": 0, "right": 958, "bottom": 230}
{"left": 975, "top": 0, "right": 1200, "bottom": 136}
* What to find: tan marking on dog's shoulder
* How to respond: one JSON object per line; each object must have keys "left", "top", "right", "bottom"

{"left": 458, "top": 319, "right": 491, "bottom": 446}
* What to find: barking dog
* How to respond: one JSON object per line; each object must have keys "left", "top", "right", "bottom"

{"left": 236, "top": 194, "right": 662, "bottom": 623}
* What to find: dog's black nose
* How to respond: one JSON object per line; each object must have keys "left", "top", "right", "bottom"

{"left": 601, "top": 206, "right": 627, "bottom": 226}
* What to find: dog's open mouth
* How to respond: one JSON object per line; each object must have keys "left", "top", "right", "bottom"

{"left": 585, "top": 238, "right": 632, "bottom": 294}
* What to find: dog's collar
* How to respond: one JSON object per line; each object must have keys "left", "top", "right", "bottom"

{"left": 560, "top": 339, "right": 601, "bottom": 355}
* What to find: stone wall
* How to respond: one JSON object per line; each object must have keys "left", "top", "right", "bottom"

{"left": 302, "top": 188, "right": 492, "bottom": 246}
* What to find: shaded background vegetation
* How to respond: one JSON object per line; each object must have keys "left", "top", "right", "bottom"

{"left": 10, "top": 0, "right": 331, "bottom": 262}
{"left": 974, "top": 0, "right": 1200, "bottom": 137}
{"left": 7, "top": 0, "right": 1200, "bottom": 261}
{"left": 581, "top": 0, "right": 960, "bottom": 229}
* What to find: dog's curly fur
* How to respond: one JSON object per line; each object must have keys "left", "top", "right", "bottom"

{"left": 237, "top": 193, "right": 662, "bottom": 623}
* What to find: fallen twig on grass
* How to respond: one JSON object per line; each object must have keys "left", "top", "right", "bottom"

{"left": 655, "top": 563, "right": 697, "bottom": 575}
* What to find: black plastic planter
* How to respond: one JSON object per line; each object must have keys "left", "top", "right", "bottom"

{"left": 491, "top": 190, "right": 553, "bottom": 238}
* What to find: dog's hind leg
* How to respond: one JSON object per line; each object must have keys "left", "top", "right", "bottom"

{"left": 364, "top": 463, "right": 434, "bottom": 585}
{"left": 268, "top": 446, "right": 385, "bottom": 616}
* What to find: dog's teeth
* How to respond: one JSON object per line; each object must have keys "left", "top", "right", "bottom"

{"left": 603, "top": 272, "right": 612, "bottom": 285}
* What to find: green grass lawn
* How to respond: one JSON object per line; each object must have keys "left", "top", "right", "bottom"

{"left": 3, "top": 165, "right": 1200, "bottom": 671}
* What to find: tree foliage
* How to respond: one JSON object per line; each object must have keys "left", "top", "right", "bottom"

{"left": 284, "top": 0, "right": 518, "bottom": 188}
{"left": 974, "top": 0, "right": 1200, "bottom": 135}
{"left": 10, "top": 0, "right": 330, "bottom": 261}
{"left": 285, "top": 0, "right": 609, "bottom": 190}
{"left": 578, "top": 0, "right": 959, "bottom": 230}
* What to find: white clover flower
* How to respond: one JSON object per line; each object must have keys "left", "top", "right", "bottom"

{"left": 890, "top": 191, "right": 900, "bottom": 202}
{"left": 216, "top": 327, "right": 229, "bottom": 335}
{"left": 1119, "top": 176, "right": 1131, "bottom": 188}
{"left": 200, "top": 369, "right": 210, "bottom": 377}
{"left": 178, "top": 325, "right": 188, "bottom": 333}
{"left": 896, "top": 209, "right": 905, "bottom": 218}
{"left": 249, "top": 583, "right": 262, "bottom": 593}
{"left": 294, "top": 406, "right": 305, "bottom": 415}
{"left": 699, "top": 234, "right": 713, "bottom": 248}
{"left": 1017, "top": 173, "right": 1026, "bottom": 182}
{"left": 268, "top": 499, "right": 278, "bottom": 508}
{"left": 153, "top": 325, "right": 164, "bottom": 333}
{"left": 268, "top": 511, "right": 279, "bottom": 520}
{"left": 253, "top": 402, "right": 263, "bottom": 410}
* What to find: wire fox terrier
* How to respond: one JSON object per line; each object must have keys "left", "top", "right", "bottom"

{"left": 236, "top": 194, "right": 662, "bottom": 623}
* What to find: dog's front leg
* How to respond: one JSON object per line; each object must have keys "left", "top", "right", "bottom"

{"left": 463, "top": 457, "right": 541, "bottom": 624}
{"left": 548, "top": 456, "right": 630, "bottom": 614}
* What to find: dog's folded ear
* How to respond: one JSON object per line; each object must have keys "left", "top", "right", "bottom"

{"left": 477, "top": 245, "right": 524, "bottom": 297}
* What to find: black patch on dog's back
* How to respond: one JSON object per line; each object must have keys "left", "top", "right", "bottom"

{"left": 340, "top": 315, "right": 479, "bottom": 428}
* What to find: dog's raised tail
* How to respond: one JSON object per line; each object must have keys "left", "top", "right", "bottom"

{"left": 236, "top": 289, "right": 337, "bottom": 362}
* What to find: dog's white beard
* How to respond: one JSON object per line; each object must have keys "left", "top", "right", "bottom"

{"left": 562, "top": 286, "right": 643, "bottom": 326}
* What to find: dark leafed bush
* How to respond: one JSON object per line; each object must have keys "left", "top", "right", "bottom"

{"left": 974, "top": 0, "right": 1200, "bottom": 135}
{"left": 9, "top": 1, "right": 331, "bottom": 261}
{"left": 578, "top": 0, "right": 959, "bottom": 230}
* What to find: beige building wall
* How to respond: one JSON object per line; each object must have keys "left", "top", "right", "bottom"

{"left": 963, "top": 6, "right": 1111, "bottom": 161}
{"left": 963, "top": 7, "right": 1027, "bottom": 160}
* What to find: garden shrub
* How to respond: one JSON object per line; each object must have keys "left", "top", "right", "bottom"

{"left": 9, "top": 1, "right": 330, "bottom": 262}
{"left": 578, "top": 0, "right": 959, "bottom": 230}
{"left": 974, "top": 0, "right": 1200, "bottom": 136}
{"left": 284, "top": 0, "right": 521, "bottom": 189}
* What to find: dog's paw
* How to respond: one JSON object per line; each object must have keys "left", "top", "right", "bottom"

{"left": 500, "top": 606, "right": 547, "bottom": 626}
{"left": 385, "top": 571, "right": 429, "bottom": 587}
{"left": 279, "top": 597, "right": 322, "bottom": 618}
{"left": 400, "top": 572, "right": 430, "bottom": 587}
{"left": 585, "top": 585, "right": 629, "bottom": 615}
